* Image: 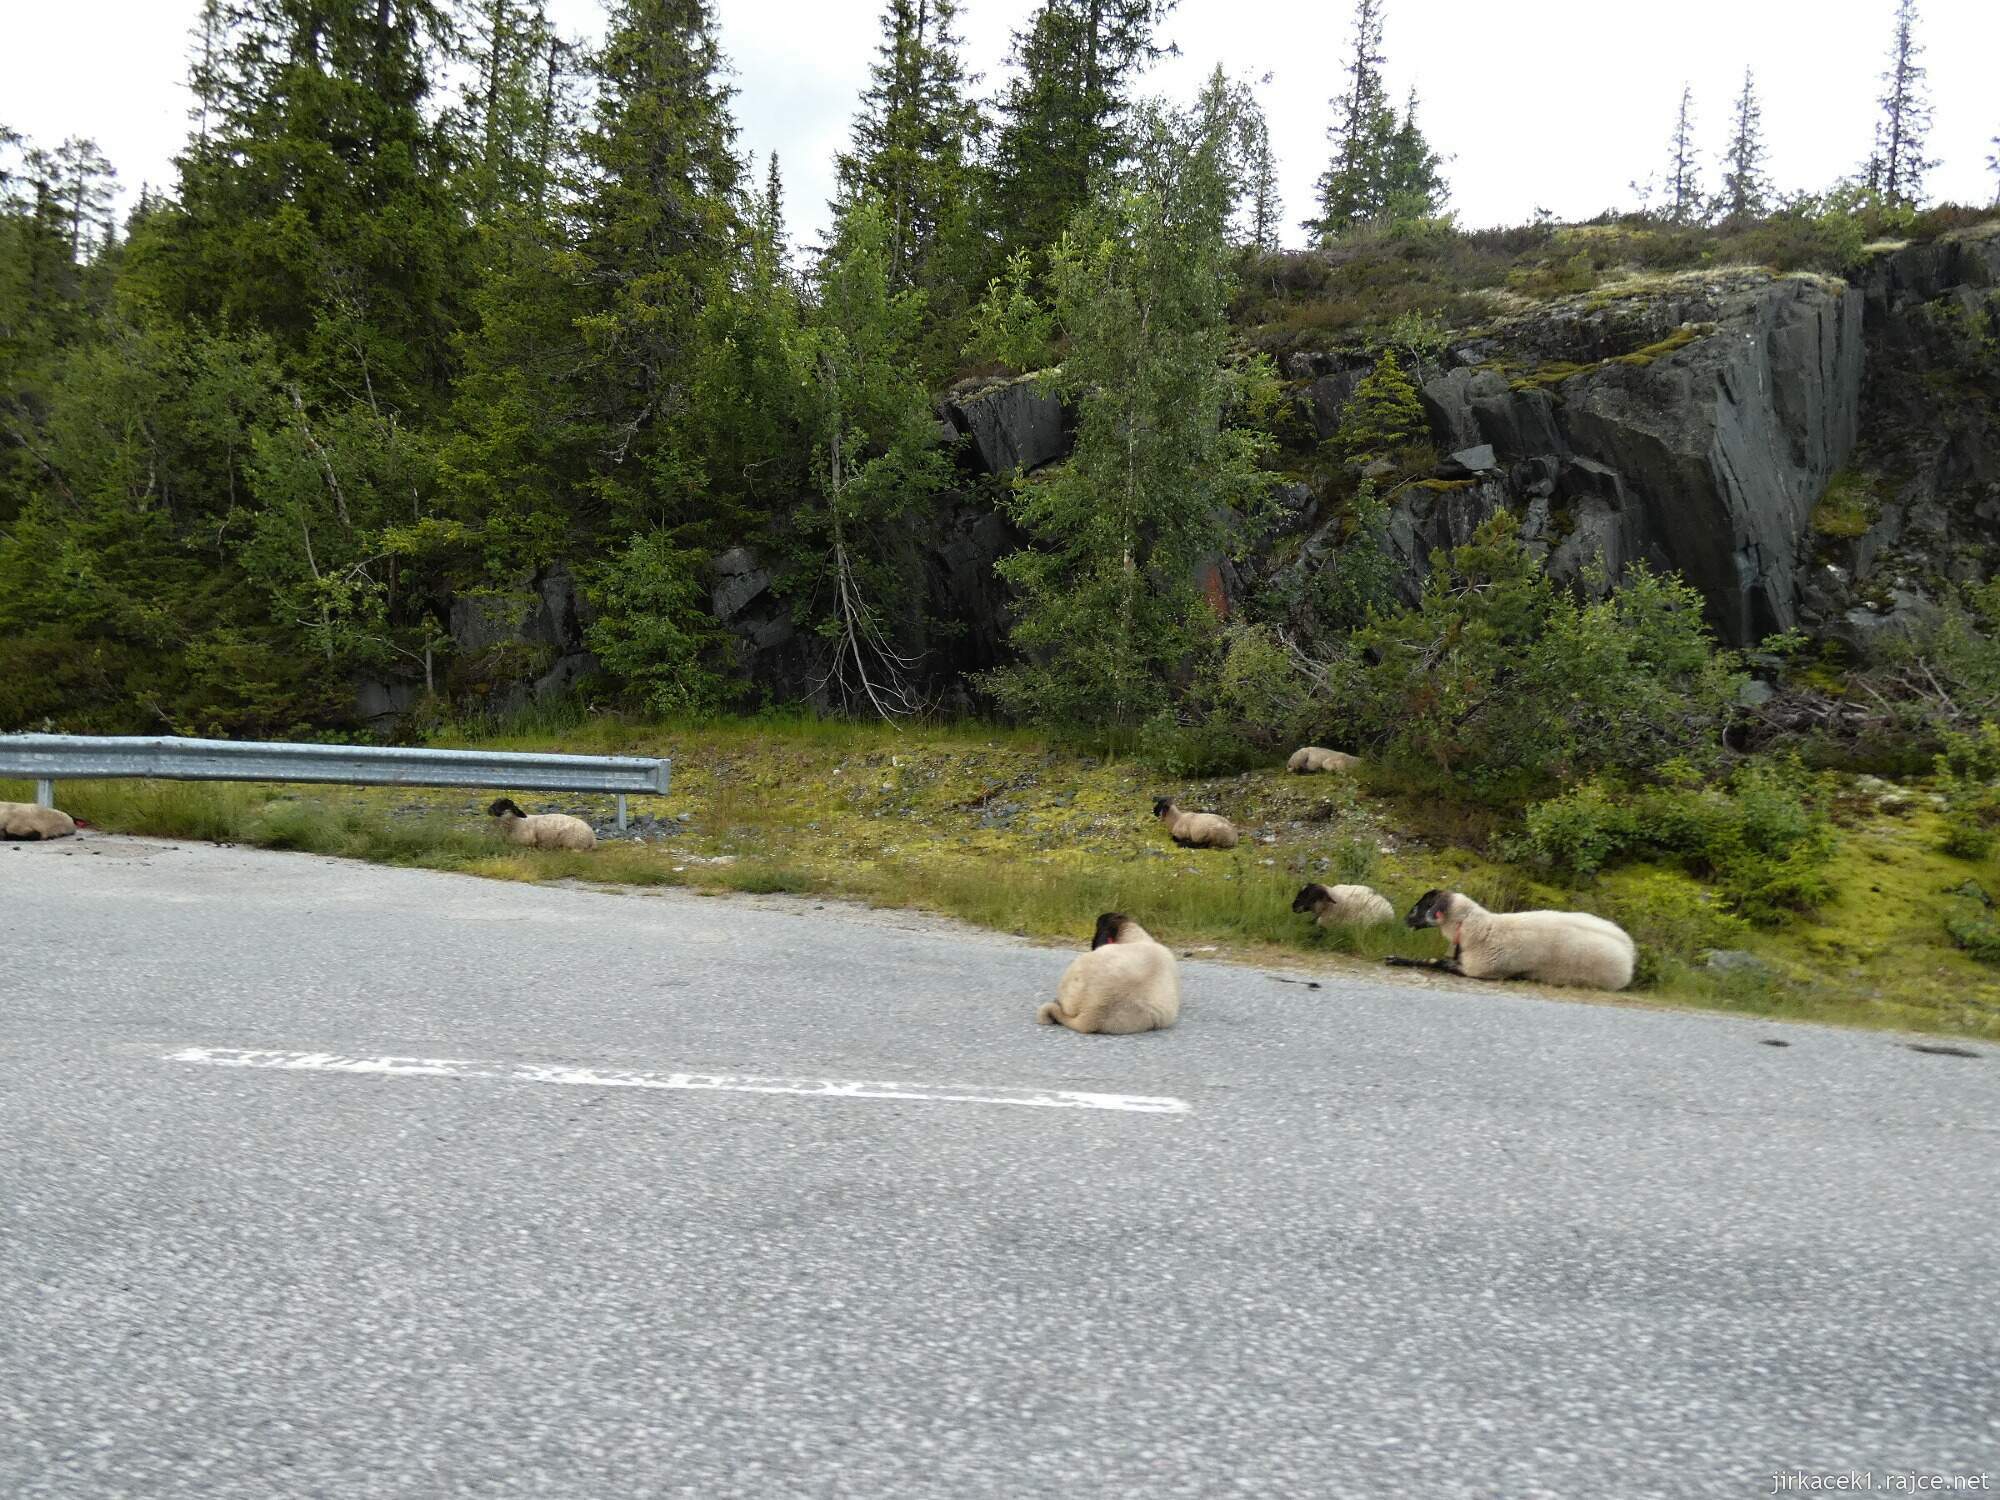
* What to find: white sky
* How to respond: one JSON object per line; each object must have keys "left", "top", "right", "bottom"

{"left": 4, "top": 0, "right": 1997, "bottom": 247}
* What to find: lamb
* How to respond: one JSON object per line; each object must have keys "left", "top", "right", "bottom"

{"left": 1385, "top": 888, "right": 1636, "bottom": 991}
{"left": 1037, "top": 913, "right": 1181, "bottom": 1035}
{"left": 1152, "top": 796, "right": 1238, "bottom": 850}
{"left": 1287, "top": 746, "right": 1361, "bottom": 775}
{"left": 0, "top": 802, "right": 77, "bottom": 841}
{"left": 487, "top": 797, "right": 597, "bottom": 852}
{"left": 1291, "top": 881, "right": 1395, "bottom": 927}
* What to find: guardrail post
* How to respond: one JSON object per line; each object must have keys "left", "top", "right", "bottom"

{"left": 616, "top": 794, "right": 628, "bottom": 833}
{"left": 35, "top": 779, "right": 55, "bottom": 809}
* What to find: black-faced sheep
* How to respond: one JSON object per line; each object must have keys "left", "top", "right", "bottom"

{"left": 1152, "top": 796, "right": 1238, "bottom": 850}
{"left": 1287, "top": 747, "right": 1361, "bottom": 774}
{"left": 1291, "top": 881, "right": 1395, "bottom": 926}
{"left": 1386, "top": 888, "right": 1636, "bottom": 991}
{"left": 1036, "top": 913, "right": 1181, "bottom": 1035}
{"left": 487, "top": 797, "right": 597, "bottom": 852}
{"left": 0, "top": 802, "right": 77, "bottom": 841}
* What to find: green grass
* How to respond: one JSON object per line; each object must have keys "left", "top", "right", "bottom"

{"left": 12, "top": 720, "right": 1998, "bottom": 1041}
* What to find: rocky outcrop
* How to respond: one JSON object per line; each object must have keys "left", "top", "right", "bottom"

{"left": 448, "top": 562, "right": 601, "bottom": 711}
{"left": 943, "top": 374, "right": 1067, "bottom": 477}
{"left": 708, "top": 492, "right": 1022, "bottom": 706}
{"left": 1395, "top": 272, "right": 1866, "bottom": 643}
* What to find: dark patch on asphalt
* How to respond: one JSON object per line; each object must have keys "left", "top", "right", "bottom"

{"left": 1760, "top": 1039, "right": 1791, "bottom": 1048}
{"left": 1908, "top": 1043, "right": 1982, "bottom": 1059}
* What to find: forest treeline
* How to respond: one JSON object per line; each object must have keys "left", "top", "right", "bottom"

{"left": 0, "top": 0, "right": 1995, "bottom": 788}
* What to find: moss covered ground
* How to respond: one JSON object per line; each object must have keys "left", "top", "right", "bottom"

{"left": 11, "top": 716, "right": 1997, "bottom": 1042}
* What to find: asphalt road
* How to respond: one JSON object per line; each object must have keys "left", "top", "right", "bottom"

{"left": 3, "top": 836, "right": 1996, "bottom": 1499}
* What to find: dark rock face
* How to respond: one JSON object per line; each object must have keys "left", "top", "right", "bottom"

{"left": 943, "top": 375, "right": 1067, "bottom": 477}
{"left": 1407, "top": 274, "right": 1864, "bottom": 643}
{"left": 448, "top": 562, "right": 601, "bottom": 712}
{"left": 708, "top": 492, "right": 1023, "bottom": 707}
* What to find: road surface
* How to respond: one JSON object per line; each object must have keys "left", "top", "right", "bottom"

{"left": 4, "top": 836, "right": 1996, "bottom": 1498}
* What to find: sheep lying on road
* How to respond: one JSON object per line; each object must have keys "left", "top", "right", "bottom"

{"left": 1037, "top": 913, "right": 1181, "bottom": 1035}
{"left": 0, "top": 802, "right": 77, "bottom": 841}
{"left": 1386, "top": 888, "right": 1636, "bottom": 991}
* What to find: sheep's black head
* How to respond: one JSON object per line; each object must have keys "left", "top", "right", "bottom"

{"left": 488, "top": 797, "right": 524, "bottom": 818}
{"left": 1406, "top": 889, "right": 1451, "bottom": 929}
{"left": 1291, "top": 883, "right": 1330, "bottom": 914}
{"left": 1091, "top": 912, "right": 1128, "bottom": 949}
{"left": 1151, "top": 797, "right": 1173, "bottom": 818}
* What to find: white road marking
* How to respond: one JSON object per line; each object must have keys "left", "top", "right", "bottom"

{"left": 165, "top": 1047, "right": 1192, "bottom": 1115}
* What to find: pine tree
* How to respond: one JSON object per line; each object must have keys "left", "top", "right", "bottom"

{"left": 987, "top": 94, "right": 1273, "bottom": 730}
{"left": 1196, "top": 66, "right": 1284, "bottom": 251}
{"left": 1717, "top": 67, "right": 1771, "bottom": 222}
{"left": 573, "top": 0, "right": 744, "bottom": 539}
{"left": 1874, "top": 0, "right": 1934, "bottom": 207}
{"left": 52, "top": 138, "right": 117, "bottom": 261}
{"left": 1310, "top": 0, "right": 1392, "bottom": 239}
{"left": 1382, "top": 89, "right": 1447, "bottom": 222}
{"left": 463, "top": 0, "right": 570, "bottom": 221}
{"left": 1661, "top": 84, "right": 1702, "bottom": 224}
{"left": 987, "top": 0, "right": 1177, "bottom": 261}
{"left": 833, "top": 0, "right": 983, "bottom": 294}
{"left": 1989, "top": 133, "right": 2000, "bottom": 205}
{"left": 136, "top": 0, "right": 468, "bottom": 408}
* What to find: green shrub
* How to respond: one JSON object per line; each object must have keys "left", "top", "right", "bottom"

{"left": 1518, "top": 757, "right": 1837, "bottom": 924}
{"left": 1936, "top": 722, "right": 2000, "bottom": 860}
{"left": 1333, "top": 349, "right": 1427, "bottom": 461}
{"left": 1322, "top": 512, "right": 1743, "bottom": 796}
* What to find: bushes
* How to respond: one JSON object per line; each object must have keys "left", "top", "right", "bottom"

{"left": 1935, "top": 722, "right": 2000, "bottom": 860}
{"left": 1322, "top": 512, "right": 1742, "bottom": 796}
{"left": 1517, "top": 759, "right": 1838, "bottom": 923}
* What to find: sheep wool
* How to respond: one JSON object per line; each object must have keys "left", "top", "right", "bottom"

{"left": 0, "top": 802, "right": 77, "bottom": 841}
{"left": 1291, "top": 881, "right": 1395, "bottom": 927}
{"left": 1152, "top": 797, "right": 1238, "bottom": 850}
{"left": 487, "top": 797, "right": 597, "bottom": 852}
{"left": 1037, "top": 914, "right": 1181, "bottom": 1035}
{"left": 1287, "top": 747, "right": 1361, "bottom": 775}
{"left": 1395, "top": 889, "right": 1636, "bottom": 991}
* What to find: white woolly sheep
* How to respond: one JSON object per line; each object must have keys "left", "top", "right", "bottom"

{"left": 0, "top": 801, "right": 77, "bottom": 841}
{"left": 487, "top": 797, "right": 597, "bottom": 852}
{"left": 1291, "top": 881, "right": 1395, "bottom": 926}
{"left": 1037, "top": 913, "right": 1181, "bottom": 1035}
{"left": 1386, "top": 888, "right": 1636, "bottom": 991}
{"left": 1287, "top": 747, "right": 1361, "bottom": 775}
{"left": 1152, "top": 796, "right": 1238, "bottom": 850}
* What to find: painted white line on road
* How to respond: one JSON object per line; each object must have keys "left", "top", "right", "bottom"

{"left": 164, "top": 1047, "right": 1192, "bottom": 1115}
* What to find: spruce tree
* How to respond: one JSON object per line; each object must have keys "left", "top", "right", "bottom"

{"left": 987, "top": 0, "right": 1177, "bottom": 262}
{"left": 1874, "top": 0, "right": 1934, "bottom": 207}
{"left": 1310, "top": 0, "right": 1392, "bottom": 239}
{"left": 137, "top": 0, "right": 467, "bottom": 408}
{"left": 463, "top": 0, "right": 570, "bottom": 222}
{"left": 833, "top": 0, "right": 983, "bottom": 294}
{"left": 1989, "top": 134, "right": 2000, "bottom": 205}
{"left": 1382, "top": 89, "right": 1447, "bottom": 222}
{"left": 1661, "top": 84, "right": 1702, "bottom": 224}
{"left": 1197, "top": 66, "right": 1284, "bottom": 251}
{"left": 52, "top": 138, "right": 116, "bottom": 261}
{"left": 1717, "top": 67, "right": 1770, "bottom": 222}
{"left": 573, "top": 0, "right": 744, "bottom": 539}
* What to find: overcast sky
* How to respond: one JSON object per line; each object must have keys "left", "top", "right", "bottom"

{"left": 5, "top": 0, "right": 1997, "bottom": 247}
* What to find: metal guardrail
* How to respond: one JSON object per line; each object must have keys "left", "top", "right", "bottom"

{"left": 0, "top": 735, "right": 670, "bottom": 833}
